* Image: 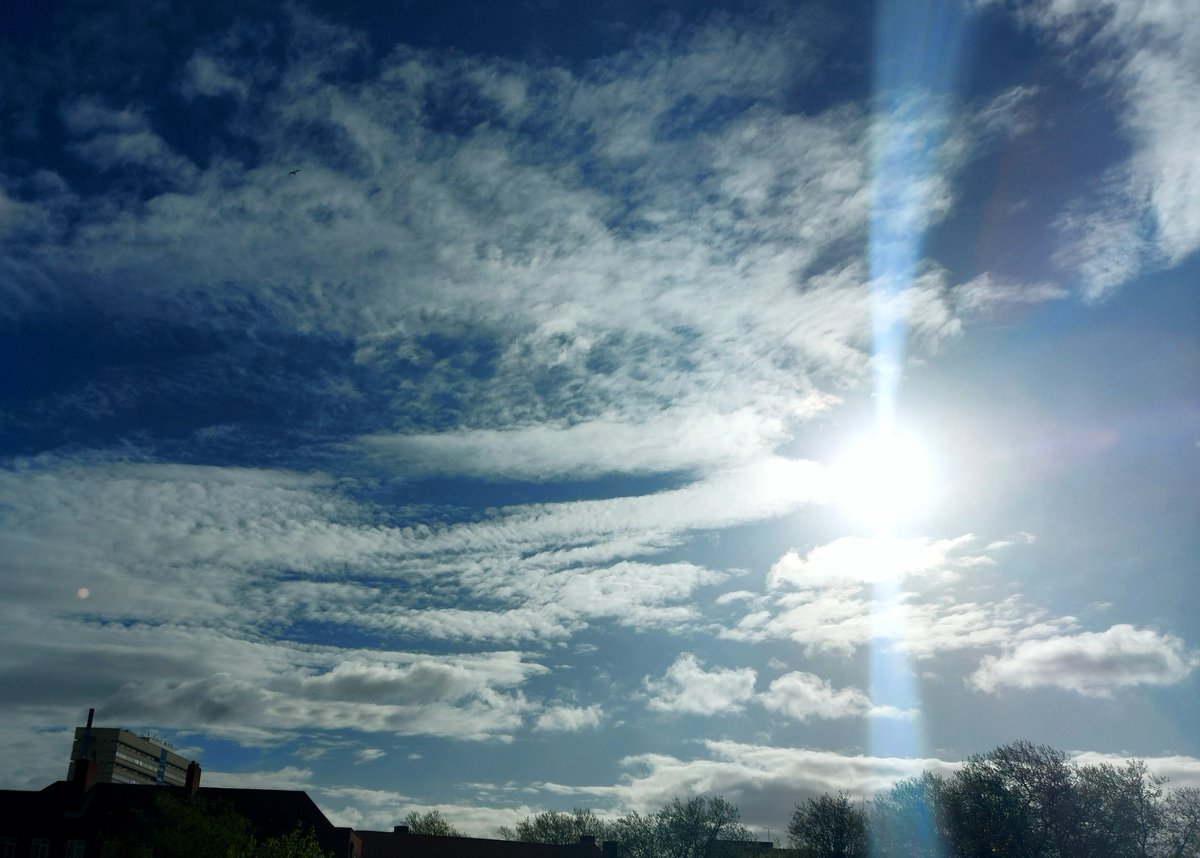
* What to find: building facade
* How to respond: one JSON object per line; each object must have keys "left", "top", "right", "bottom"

{"left": 66, "top": 725, "right": 191, "bottom": 787}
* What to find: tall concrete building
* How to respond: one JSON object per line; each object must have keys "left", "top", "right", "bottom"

{"left": 65, "top": 709, "right": 191, "bottom": 787}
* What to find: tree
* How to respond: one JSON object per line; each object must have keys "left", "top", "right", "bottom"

{"left": 788, "top": 791, "right": 866, "bottom": 858}
{"left": 604, "top": 810, "right": 658, "bottom": 858}
{"left": 1160, "top": 787, "right": 1200, "bottom": 858}
{"left": 498, "top": 808, "right": 604, "bottom": 844}
{"left": 102, "top": 793, "right": 330, "bottom": 858}
{"left": 868, "top": 773, "right": 947, "bottom": 858}
{"left": 938, "top": 740, "right": 1087, "bottom": 858}
{"left": 111, "top": 793, "right": 256, "bottom": 858}
{"left": 403, "top": 809, "right": 463, "bottom": 837}
{"left": 941, "top": 755, "right": 1034, "bottom": 857}
{"left": 250, "top": 827, "right": 333, "bottom": 858}
{"left": 654, "top": 795, "right": 751, "bottom": 858}
{"left": 1075, "top": 759, "right": 1164, "bottom": 857}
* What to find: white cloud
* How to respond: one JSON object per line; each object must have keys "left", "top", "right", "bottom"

{"left": 546, "top": 740, "right": 958, "bottom": 833}
{"left": 955, "top": 273, "right": 1069, "bottom": 313}
{"left": 760, "top": 672, "right": 913, "bottom": 722}
{"left": 205, "top": 766, "right": 315, "bottom": 790}
{"left": 181, "top": 53, "right": 250, "bottom": 101}
{"left": 729, "top": 537, "right": 1077, "bottom": 657}
{"left": 534, "top": 704, "right": 604, "bottom": 733}
{"left": 359, "top": 406, "right": 798, "bottom": 481}
{"left": 316, "top": 788, "right": 540, "bottom": 837}
{"left": 644, "top": 655, "right": 757, "bottom": 716}
{"left": 972, "top": 624, "right": 1200, "bottom": 696}
{"left": 1022, "top": 0, "right": 1200, "bottom": 294}
{"left": 3, "top": 5, "right": 988, "bottom": 448}
{"left": 767, "top": 535, "right": 979, "bottom": 588}
{"left": 1070, "top": 751, "right": 1200, "bottom": 790}
{"left": 1052, "top": 170, "right": 1155, "bottom": 302}
{"left": 61, "top": 99, "right": 197, "bottom": 180}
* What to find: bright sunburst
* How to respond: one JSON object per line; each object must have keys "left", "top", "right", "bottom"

{"left": 833, "top": 427, "right": 938, "bottom": 533}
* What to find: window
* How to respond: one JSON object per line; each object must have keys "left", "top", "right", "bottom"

{"left": 66, "top": 842, "right": 87, "bottom": 858}
{"left": 29, "top": 840, "right": 50, "bottom": 858}
{"left": 1, "top": 836, "right": 15, "bottom": 858}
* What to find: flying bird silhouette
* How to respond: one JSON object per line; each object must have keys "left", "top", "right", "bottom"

{"left": 289, "top": 169, "right": 301, "bottom": 176}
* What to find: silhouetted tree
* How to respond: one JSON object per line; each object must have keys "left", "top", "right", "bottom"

{"left": 403, "top": 809, "right": 463, "bottom": 837}
{"left": 105, "top": 794, "right": 330, "bottom": 858}
{"left": 868, "top": 773, "right": 948, "bottom": 857}
{"left": 938, "top": 740, "right": 1085, "bottom": 857}
{"left": 498, "top": 808, "right": 604, "bottom": 844}
{"left": 1160, "top": 787, "right": 1200, "bottom": 858}
{"left": 498, "top": 797, "right": 750, "bottom": 857}
{"left": 112, "top": 793, "right": 255, "bottom": 858}
{"left": 1075, "top": 759, "right": 1164, "bottom": 857}
{"left": 654, "top": 796, "right": 751, "bottom": 858}
{"left": 605, "top": 810, "right": 658, "bottom": 858}
{"left": 788, "top": 791, "right": 866, "bottom": 858}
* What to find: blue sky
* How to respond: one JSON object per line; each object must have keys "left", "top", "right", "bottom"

{"left": 2, "top": 0, "right": 1198, "bottom": 836}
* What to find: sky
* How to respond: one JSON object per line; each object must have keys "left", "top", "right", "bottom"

{"left": 1, "top": 0, "right": 1198, "bottom": 838}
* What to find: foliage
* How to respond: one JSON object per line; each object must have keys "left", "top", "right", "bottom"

{"left": 492, "top": 744, "right": 1200, "bottom": 858}
{"left": 788, "top": 790, "right": 866, "bottom": 858}
{"left": 868, "top": 773, "right": 947, "bottom": 858}
{"left": 819, "top": 741, "right": 1197, "bottom": 858}
{"left": 653, "top": 795, "right": 751, "bottom": 858}
{"left": 1074, "top": 758, "right": 1164, "bottom": 856}
{"left": 497, "top": 796, "right": 749, "bottom": 858}
{"left": 402, "top": 809, "right": 464, "bottom": 837}
{"left": 1159, "top": 786, "right": 1200, "bottom": 857}
{"left": 603, "top": 810, "right": 659, "bottom": 858}
{"left": 103, "top": 793, "right": 256, "bottom": 858}
{"left": 497, "top": 808, "right": 605, "bottom": 844}
{"left": 103, "top": 794, "right": 330, "bottom": 858}
{"left": 246, "top": 827, "right": 333, "bottom": 858}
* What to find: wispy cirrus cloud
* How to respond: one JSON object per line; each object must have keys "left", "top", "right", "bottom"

{"left": 0, "top": 1, "right": 1032, "bottom": 456}
{"left": 359, "top": 406, "right": 810, "bottom": 481}
{"left": 1018, "top": 0, "right": 1200, "bottom": 298}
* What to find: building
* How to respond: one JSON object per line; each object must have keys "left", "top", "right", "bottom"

{"left": 65, "top": 709, "right": 191, "bottom": 787}
{"left": 0, "top": 762, "right": 613, "bottom": 858}
{"left": 1, "top": 755, "right": 363, "bottom": 858}
{"left": 355, "top": 827, "right": 614, "bottom": 858}
{"left": 0, "top": 718, "right": 611, "bottom": 858}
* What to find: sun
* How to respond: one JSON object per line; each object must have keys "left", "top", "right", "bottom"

{"left": 833, "top": 427, "right": 939, "bottom": 533}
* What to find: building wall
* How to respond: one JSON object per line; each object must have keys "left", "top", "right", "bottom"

{"left": 66, "top": 727, "right": 190, "bottom": 786}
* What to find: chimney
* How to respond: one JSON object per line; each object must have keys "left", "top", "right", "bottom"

{"left": 78, "top": 707, "right": 97, "bottom": 762}
{"left": 602, "top": 841, "right": 619, "bottom": 858}
{"left": 393, "top": 825, "right": 410, "bottom": 835}
{"left": 72, "top": 757, "right": 98, "bottom": 793}
{"left": 578, "top": 835, "right": 596, "bottom": 846}
{"left": 185, "top": 761, "right": 201, "bottom": 797}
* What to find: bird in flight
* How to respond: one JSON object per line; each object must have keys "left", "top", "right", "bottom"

{"left": 289, "top": 169, "right": 301, "bottom": 176}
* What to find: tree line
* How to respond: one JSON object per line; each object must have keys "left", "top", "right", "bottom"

{"left": 409, "top": 798, "right": 755, "bottom": 857}
{"left": 103, "top": 792, "right": 332, "bottom": 858}
{"left": 788, "top": 741, "right": 1199, "bottom": 857}
{"left": 403, "top": 741, "right": 1200, "bottom": 857}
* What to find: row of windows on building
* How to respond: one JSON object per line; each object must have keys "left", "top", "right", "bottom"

{"left": 1, "top": 839, "right": 86, "bottom": 858}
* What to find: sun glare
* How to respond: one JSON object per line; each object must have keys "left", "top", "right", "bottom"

{"left": 834, "top": 428, "right": 938, "bottom": 533}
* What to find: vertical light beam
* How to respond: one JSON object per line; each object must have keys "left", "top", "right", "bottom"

{"left": 867, "top": 2, "right": 971, "bottom": 855}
